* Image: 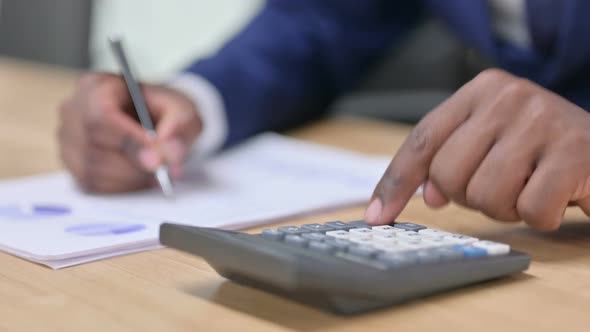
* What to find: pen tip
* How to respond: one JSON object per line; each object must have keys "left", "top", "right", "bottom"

{"left": 155, "top": 167, "right": 175, "bottom": 199}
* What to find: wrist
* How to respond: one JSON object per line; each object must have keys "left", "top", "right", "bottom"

{"left": 167, "top": 73, "right": 228, "bottom": 159}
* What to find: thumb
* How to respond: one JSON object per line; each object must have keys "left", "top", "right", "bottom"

{"left": 155, "top": 110, "right": 195, "bottom": 167}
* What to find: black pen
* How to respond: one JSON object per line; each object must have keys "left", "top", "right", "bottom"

{"left": 108, "top": 36, "right": 175, "bottom": 198}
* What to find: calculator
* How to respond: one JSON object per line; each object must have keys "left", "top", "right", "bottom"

{"left": 160, "top": 220, "right": 530, "bottom": 314}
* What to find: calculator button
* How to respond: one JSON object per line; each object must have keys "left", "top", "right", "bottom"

{"left": 393, "top": 222, "right": 426, "bottom": 232}
{"left": 284, "top": 235, "right": 308, "bottom": 247}
{"left": 373, "top": 242, "right": 412, "bottom": 253}
{"left": 346, "top": 220, "right": 370, "bottom": 228}
{"left": 348, "top": 245, "right": 379, "bottom": 258}
{"left": 277, "top": 226, "right": 306, "bottom": 234}
{"left": 396, "top": 231, "right": 423, "bottom": 240}
{"left": 301, "top": 223, "right": 334, "bottom": 232}
{"left": 396, "top": 243, "right": 424, "bottom": 251}
{"left": 301, "top": 232, "right": 327, "bottom": 241}
{"left": 324, "top": 221, "right": 351, "bottom": 230}
{"left": 334, "top": 252, "right": 387, "bottom": 270}
{"left": 325, "top": 238, "right": 351, "bottom": 250}
{"left": 372, "top": 225, "right": 405, "bottom": 234}
{"left": 260, "top": 229, "right": 284, "bottom": 241}
{"left": 348, "top": 228, "right": 372, "bottom": 235}
{"left": 433, "top": 247, "right": 464, "bottom": 262}
{"left": 348, "top": 235, "right": 373, "bottom": 245}
{"left": 419, "top": 238, "right": 448, "bottom": 249}
{"left": 415, "top": 250, "right": 441, "bottom": 264}
{"left": 308, "top": 241, "right": 336, "bottom": 254}
{"left": 443, "top": 234, "right": 478, "bottom": 245}
{"left": 472, "top": 241, "right": 510, "bottom": 256}
{"left": 376, "top": 253, "right": 417, "bottom": 268}
{"left": 372, "top": 233, "right": 398, "bottom": 242}
{"left": 452, "top": 244, "right": 488, "bottom": 258}
{"left": 418, "top": 228, "right": 453, "bottom": 238}
{"left": 371, "top": 225, "right": 394, "bottom": 231}
{"left": 326, "top": 230, "right": 350, "bottom": 240}
{"left": 396, "top": 238, "right": 422, "bottom": 246}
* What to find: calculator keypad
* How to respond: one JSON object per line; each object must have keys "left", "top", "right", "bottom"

{"left": 260, "top": 221, "right": 511, "bottom": 269}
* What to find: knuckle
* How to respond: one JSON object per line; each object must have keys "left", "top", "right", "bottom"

{"left": 83, "top": 110, "right": 103, "bottom": 133}
{"left": 78, "top": 73, "right": 99, "bottom": 88}
{"left": 562, "top": 129, "right": 590, "bottom": 149}
{"left": 465, "top": 183, "right": 487, "bottom": 211}
{"left": 498, "top": 79, "right": 532, "bottom": 102}
{"left": 524, "top": 95, "right": 555, "bottom": 123}
{"left": 484, "top": 204, "right": 520, "bottom": 222}
{"left": 466, "top": 183, "right": 516, "bottom": 222}
{"left": 516, "top": 196, "right": 557, "bottom": 230}
{"left": 83, "top": 102, "right": 113, "bottom": 134}
{"left": 78, "top": 72, "right": 114, "bottom": 89}
{"left": 429, "top": 166, "right": 465, "bottom": 201}
{"left": 473, "top": 68, "right": 508, "bottom": 86}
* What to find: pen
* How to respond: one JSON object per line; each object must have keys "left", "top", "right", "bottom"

{"left": 108, "top": 36, "right": 175, "bottom": 198}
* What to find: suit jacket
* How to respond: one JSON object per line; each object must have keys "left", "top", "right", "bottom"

{"left": 186, "top": 0, "right": 590, "bottom": 147}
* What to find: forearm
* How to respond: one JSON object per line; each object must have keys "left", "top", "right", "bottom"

{"left": 184, "top": 0, "right": 423, "bottom": 147}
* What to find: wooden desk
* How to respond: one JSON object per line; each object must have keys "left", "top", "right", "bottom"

{"left": 1, "top": 58, "right": 590, "bottom": 332}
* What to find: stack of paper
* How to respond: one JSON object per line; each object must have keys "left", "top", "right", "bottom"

{"left": 0, "top": 133, "right": 398, "bottom": 269}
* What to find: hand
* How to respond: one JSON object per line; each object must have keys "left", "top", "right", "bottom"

{"left": 365, "top": 69, "right": 590, "bottom": 230}
{"left": 58, "top": 72, "right": 202, "bottom": 193}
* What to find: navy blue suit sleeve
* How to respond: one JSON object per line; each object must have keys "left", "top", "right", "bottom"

{"left": 186, "top": 0, "right": 422, "bottom": 146}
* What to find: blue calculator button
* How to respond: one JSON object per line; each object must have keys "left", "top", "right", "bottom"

{"left": 452, "top": 245, "right": 488, "bottom": 258}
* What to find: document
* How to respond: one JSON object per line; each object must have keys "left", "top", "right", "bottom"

{"left": 0, "top": 133, "right": 412, "bottom": 269}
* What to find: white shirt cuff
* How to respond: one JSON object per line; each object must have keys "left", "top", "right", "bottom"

{"left": 167, "top": 73, "right": 228, "bottom": 159}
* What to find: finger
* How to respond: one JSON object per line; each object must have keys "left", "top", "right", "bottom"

{"left": 155, "top": 111, "right": 200, "bottom": 166}
{"left": 366, "top": 83, "right": 477, "bottom": 224}
{"left": 464, "top": 119, "right": 543, "bottom": 221}
{"left": 576, "top": 196, "right": 590, "bottom": 217}
{"left": 423, "top": 180, "right": 450, "bottom": 208}
{"left": 80, "top": 146, "right": 153, "bottom": 193}
{"left": 465, "top": 142, "right": 534, "bottom": 222}
{"left": 428, "top": 114, "right": 497, "bottom": 205}
{"left": 516, "top": 157, "right": 573, "bottom": 231}
{"left": 85, "top": 102, "right": 151, "bottom": 151}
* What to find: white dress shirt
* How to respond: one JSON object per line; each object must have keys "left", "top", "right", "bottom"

{"left": 169, "top": 0, "right": 529, "bottom": 157}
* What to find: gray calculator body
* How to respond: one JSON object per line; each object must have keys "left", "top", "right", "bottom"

{"left": 160, "top": 221, "right": 530, "bottom": 314}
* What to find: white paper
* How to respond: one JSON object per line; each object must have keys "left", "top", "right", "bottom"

{"left": 0, "top": 133, "right": 410, "bottom": 269}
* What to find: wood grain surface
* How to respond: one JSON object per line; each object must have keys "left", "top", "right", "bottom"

{"left": 1, "top": 57, "right": 589, "bottom": 332}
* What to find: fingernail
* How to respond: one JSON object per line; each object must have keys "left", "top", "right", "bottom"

{"left": 138, "top": 148, "right": 161, "bottom": 171}
{"left": 164, "top": 139, "right": 186, "bottom": 164}
{"left": 364, "top": 198, "right": 383, "bottom": 225}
